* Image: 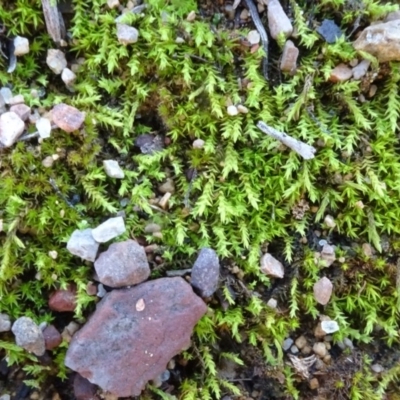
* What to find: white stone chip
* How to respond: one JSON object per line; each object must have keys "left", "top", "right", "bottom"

{"left": 227, "top": 105, "right": 239, "bottom": 116}
{"left": 92, "top": 217, "right": 126, "bottom": 243}
{"left": 321, "top": 320, "right": 339, "bottom": 334}
{"left": 116, "top": 24, "right": 139, "bottom": 45}
{"left": 67, "top": 228, "right": 100, "bottom": 262}
{"left": 247, "top": 30, "right": 260, "bottom": 45}
{"left": 46, "top": 49, "right": 67, "bottom": 74}
{"left": 0, "top": 112, "right": 25, "bottom": 148}
{"left": 13, "top": 36, "right": 30, "bottom": 56}
{"left": 61, "top": 68, "right": 77, "bottom": 86}
{"left": 103, "top": 160, "right": 125, "bottom": 179}
{"left": 36, "top": 117, "right": 52, "bottom": 139}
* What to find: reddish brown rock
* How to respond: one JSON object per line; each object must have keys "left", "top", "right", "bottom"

{"left": 329, "top": 64, "right": 353, "bottom": 82}
{"left": 49, "top": 285, "right": 77, "bottom": 312}
{"left": 94, "top": 239, "right": 150, "bottom": 288}
{"left": 43, "top": 325, "right": 62, "bottom": 350}
{"left": 280, "top": 40, "right": 299, "bottom": 73}
{"left": 74, "top": 374, "right": 99, "bottom": 400}
{"left": 51, "top": 103, "right": 85, "bottom": 132}
{"left": 65, "top": 277, "right": 207, "bottom": 397}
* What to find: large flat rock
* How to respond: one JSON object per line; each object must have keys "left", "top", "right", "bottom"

{"left": 65, "top": 277, "right": 207, "bottom": 397}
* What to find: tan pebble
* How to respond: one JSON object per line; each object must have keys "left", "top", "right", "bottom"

{"left": 186, "top": 11, "right": 196, "bottom": 22}
{"left": 329, "top": 63, "right": 353, "bottom": 82}
{"left": 237, "top": 104, "right": 249, "bottom": 114}
{"left": 240, "top": 9, "right": 249, "bottom": 19}
{"left": 309, "top": 378, "right": 319, "bottom": 390}
{"left": 295, "top": 335, "right": 307, "bottom": 349}
{"left": 362, "top": 243, "right": 373, "bottom": 257}
{"left": 313, "top": 342, "right": 327, "bottom": 358}
{"left": 355, "top": 200, "right": 364, "bottom": 209}
{"left": 153, "top": 231, "right": 163, "bottom": 239}
{"left": 301, "top": 345, "right": 312, "bottom": 355}
{"left": 369, "top": 84, "right": 378, "bottom": 97}
{"left": 48, "top": 250, "right": 58, "bottom": 259}
{"left": 158, "top": 192, "right": 171, "bottom": 209}
{"left": 42, "top": 156, "right": 54, "bottom": 168}
{"left": 323, "top": 354, "right": 332, "bottom": 364}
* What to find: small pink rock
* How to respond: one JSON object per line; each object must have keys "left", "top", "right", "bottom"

{"left": 329, "top": 63, "right": 353, "bottom": 82}
{"left": 43, "top": 325, "right": 63, "bottom": 350}
{"left": 313, "top": 277, "right": 333, "bottom": 305}
{"left": 74, "top": 373, "right": 99, "bottom": 400}
{"left": 51, "top": 103, "right": 85, "bottom": 132}
{"left": 49, "top": 285, "right": 77, "bottom": 312}
{"left": 0, "top": 111, "right": 25, "bottom": 148}
{"left": 10, "top": 103, "right": 31, "bottom": 121}
{"left": 260, "top": 253, "right": 284, "bottom": 278}
{"left": 268, "top": 0, "right": 293, "bottom": 40}
{"left": 280, "top": 40, "right": 299, "bottom": 73}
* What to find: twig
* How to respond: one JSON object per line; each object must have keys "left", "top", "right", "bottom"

{"left": 41, "top": 0, "right": 65, "bottom": 43}
{"left": 244, "top": 0, "right": 269, "bottom": 80}
{"left": 256, "top": 121, "right": 316, "bottom": 160}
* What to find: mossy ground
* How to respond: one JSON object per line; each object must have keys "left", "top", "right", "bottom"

{"left": 1, "top": 0, "right": 400, "bottom": 398}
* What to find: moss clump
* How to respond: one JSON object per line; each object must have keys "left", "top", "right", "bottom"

{"left": 1, "top": 0, "right": 400, "bottom": 397}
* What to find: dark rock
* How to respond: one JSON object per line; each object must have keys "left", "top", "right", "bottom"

{"left": 65, "top": 277, "right": 207, "bottom": 397}
{"left": 49, "top": 285, "right": 77, "bottom": 312}
{"left": 317, "top": 19, "right": 343, "bottom": 43}
{"left": 43, "top": 325, "right": 62, "bottom": 350}
{"left": 94, "top": 239, "right": 150, "bottom": 288}
{"left": 74, "top": 374, "right": 99, "bottom": 400}
{"left": 191, "top": 248, "right": 220, "bottom": 297}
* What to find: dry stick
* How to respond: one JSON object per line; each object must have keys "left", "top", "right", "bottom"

{"left": 244, "top": 0, "right": 269, "bottom": 80}
{"left": 256, "top": 121, "right": 316, "bottom": 160}
{"left": 41, "top": 0, "right": 65, "bottom": 43}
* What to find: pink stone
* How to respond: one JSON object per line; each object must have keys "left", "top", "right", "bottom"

{"left": 313, "top": 277, "right": 333, "bottom": 305}
{"left": 280, "top": 40, "right": 299, "bottom": 73}
{"left": 260, "top": 253, "right": 284, "bottom": 278}
{"left": 49, "top": 285, "right": 77, "bottom": 312}
{"left": 43, "top": 325, "right": 62, "bottom": 350}
{"left": 51, "top": 103, "right": 85, "bottom": 132}
{"left": 9, "top": 103, "right": 31, "bottom": 121}
{"left": 268, "top": 0, "right": 293, "bottom": 40}
{"left": 329, "top": 63, "right": 353, "bottom": 82}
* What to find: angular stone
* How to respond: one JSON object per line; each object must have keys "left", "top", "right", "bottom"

{"left": 316, "top": 19, "right": 343, "bottom": 43}
{"left": 352, "top": 59, "right": 371, "bottom": 80}
{"left": 12, "top": 317, "right": 45, "bottom": 356}
{"left": 268, "top": 0, "right": 293, "bottom": 40}
{"left": 329, "top": 63, "right": 353, "bottom": 82}
{"left": 52, "top": 103, "right": 85, "bottom": 132}
{"left": 353, "top": 20, "right": 400, "bottom": 62}
{"left": 65, "top": 277, "right": 207, "bottom": 397}
{"left": 260, "top": 253, "right": 284, "bottom": 278}
{"left": 191, "top": 248, "right": 220, "bottom": 297}
{"left": 313, "top": 342, "right": 327, "bottom": 358}
{"left": 0, "top": 313, "right": 11, "bottom": 332}
{"left": 61, "top": 68, "right": 77, "bottom": 86}
{"left": 49, "top": 285, "right": 77, "bottom": 312}
{"left": 192, "top": 139, "right": 205, "bottom": 149}
{"left": 103, "top": 160, "right": 124, "bottom": 179}
{"left": 0, "top": 112, "right": 25, "bottom": 148}
{"left": 8, "top": 95, "right": 24, "bottom": 105}
{"left": 9, "top": 103, "right": 31, "bottom": 121}
{"left": 321, "top": 320, "right": 339, "bottom": 334}
{"left": 144, "top": 223, "right": 162, "bottom": 233}
{"left": 158, "top": 178, "right": 175, "bottom": 194}
{"left": 116, "top": 24, "right": 139, "bottom": 45}
{"left": 280, "top": 40, "right": 299, "bottom": 73}
{"left": 46, "top": 49, "right": 67, "bottom": 74}
{"left": 74, "top": 374, "right": 99, "bottom": 400}
{"left": 43, "top": 325, "right": 63, "bottom": 350}
{"left": 385, "top": 11, "right": 400, "bottom": 22}
{"left": 36, "top": 117, "right": 52, "bottom": 139}
{"left": 0, "top": 87, "right": 12, "bottom": 104}
{"left": 313, "top": 277, "right": 333, "bottom": 305}
{"left": 320, "top": 244, "right": 336, "bottom": 267}
{"left": 13, "top": 36, "right": 30, "bottom": 56}
{"left": 67, "top": 229, "right": 100, "bottom": 262}
{"left": 91, "top": 217, "right": 126, "bottom": 243}
{"left": 94, "top": 240, "right": 150, "bottom": 288}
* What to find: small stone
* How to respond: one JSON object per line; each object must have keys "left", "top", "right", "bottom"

{"left": 302, "top": 345, "right": 312, "bottom": 355}
{"left": 282, "top": 338, "right": 294, "bottom": 351}
{"left": 12, "top": 317, "right": 45, "bottom": 356}
{"left": 116, "top": 24, "right": 139, "bottom": 45}
{"left": 103, "top": 160, "right": 125, "bottom": 179}
{"left": 313, "top": 277, "right": 333, "bottom": 305}
{"left": 0, "top": 395, "right": 11, "bottom": 400}
{"left": 144, "top": 223, "right": 162, "bottom": 233}
{"left": 158, "top": 192, "right": 171, "bottom": 209}
{"left": 158, "top": 178, "right": 175, "bottom": 194}
{"left": 260, "top": 253, "right": 284, "bottom": 278}
{"left": 320, "top": 244, "right": 336, "bottom": 267}
{"left": 49, "top": 285, "right": 77, "bottom": 312}
{"left": 371, "top": 363, "right": 384, "bottom": 373}
{"left": 295, "top": 335, "right": 307, "bottom": 349}
{"left": 46, "top": 49, "right": 67, "bottom": 74}
{"left": 369, "top": 84, "right": 378, "bottom": 97}
{"left": 67, "top": 228, "right": 100, "bottom": 262}
{"left": 86, "top": 282, "right": 98, "bottom": 296}
{"left": 321, "top": 320, "right": 339, "bottom": 334}
{"left": 0, "top": 313, "right": 11, "bottom": 332}
{"left": 247, "top": 30, "right": 260, "bottom": 45}
{"left": 237, "top": 105, "right": 249, "bottom": 114}
{"left": 97, "top": 284, "right": 107, "bottom": 298}
{"left": 52, "top": 103, "right": 85, "bottom": 132}
{"left": 9, "top": 95, "right": 24, "bottom": 105}
{"left": 43, "top": 325, "right": 62, "bottom": 350}
{"left": 0, "top": 87, "right": 12, "bottom": 104}
{"left": 324, "top": 215, "right": 336, "bottom": 228}
{"left": 309, "top": 378, "right": 319, "bottom": 390}
{"left": 175, "top": 37, "right": 185, "bottom": 44}
{"left": 352, "top": 59, "right": 371, "bottom": 80}
{"left": 355, "top": 200, "right": 365, "bottom": 209}
{"left": 42, "top": 156, "right": 54, "bottom": 168}
{"left": 48, "top": 250, "right": 58, "bottom": 259}
{"left": 13, "top": 36, "right": 30, "bottom": 56}
{"left": 107, "top": 0, "right": 120, "bottom": 8}
{"left": 290, "top": 345, "right": 299, "bottom": 354}
{"left": 385, "top": 11, "right": 400, "bottom": 22}
{"left": 186, "top": 11, "right": 196, "bottom": 22}
{"left": 191, "top": 248, "right": 220, "bottom": 297}
{"left": 343, "top": 337, "right": 354, "bottom": 350}
{"left": 362, "top": 243, "right": 373, "bottom": 257}
{"left": 280, "top": 40, "right": 299, "bottom": 73}
{"left": 316, "top": 19, "right": 343, "bottom": 43}
{"left": 74, "top": 374, "right": 98, "bottom": 400}
{"left": 329, "top": 63, "right": 353, "bottom": 82}
{"left": 313, "top": 342, "right": 327, "bottom": 358}
{"left": 266, "top": 298, "right": 277, "bottom": 309}
{"left": 227, "top": 105, "right": 239, "bottom": 116}
{"left": 9, "top": 103, "right": 30, "bottom": 121}
{"left": 0, "top": 112, "right": 25, "bottom": 148}
{"left": 94, "top": 239, "right": 150, "bottom": 288}
{"left": 92, "top": 216, "right": 126, "bottom": 243}
{"left": 240, "top": 9, "right": 249, "bottom": 20}
{"left": 193, "top": 139, "right": 205, "bottom": 149}
{"left": 61, "top": 68, "right": 77, "bottom": 86}
{"left": 267, "top": 0, "right": 293, "bottom": 40}
{"left": 314, "top": 322, "right": 326, "bottom": 339}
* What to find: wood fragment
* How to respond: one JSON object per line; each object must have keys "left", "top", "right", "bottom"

{"left": 42, "top": 0, "right": 65, "bottom": 43}
{"left": 256, "top": 121, "right": 316, "bottom": 160}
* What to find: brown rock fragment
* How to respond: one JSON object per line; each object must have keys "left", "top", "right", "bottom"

{"left": 74, "top": 374, "right": 99, "bottom": 400}
{"left": 329, "top": 63, "right": 353, "bottom": 82}
{"left": 51, "top": 103, "right": 85, "bottom": 132}
{"left": 49, "top": 285, "right": 77, "bottom": 312}
{"left": 43, "top": 325, "right": 63, "bottom": 350}
{"left": 280, "top": 40, "right": 299, "bottom": 73}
